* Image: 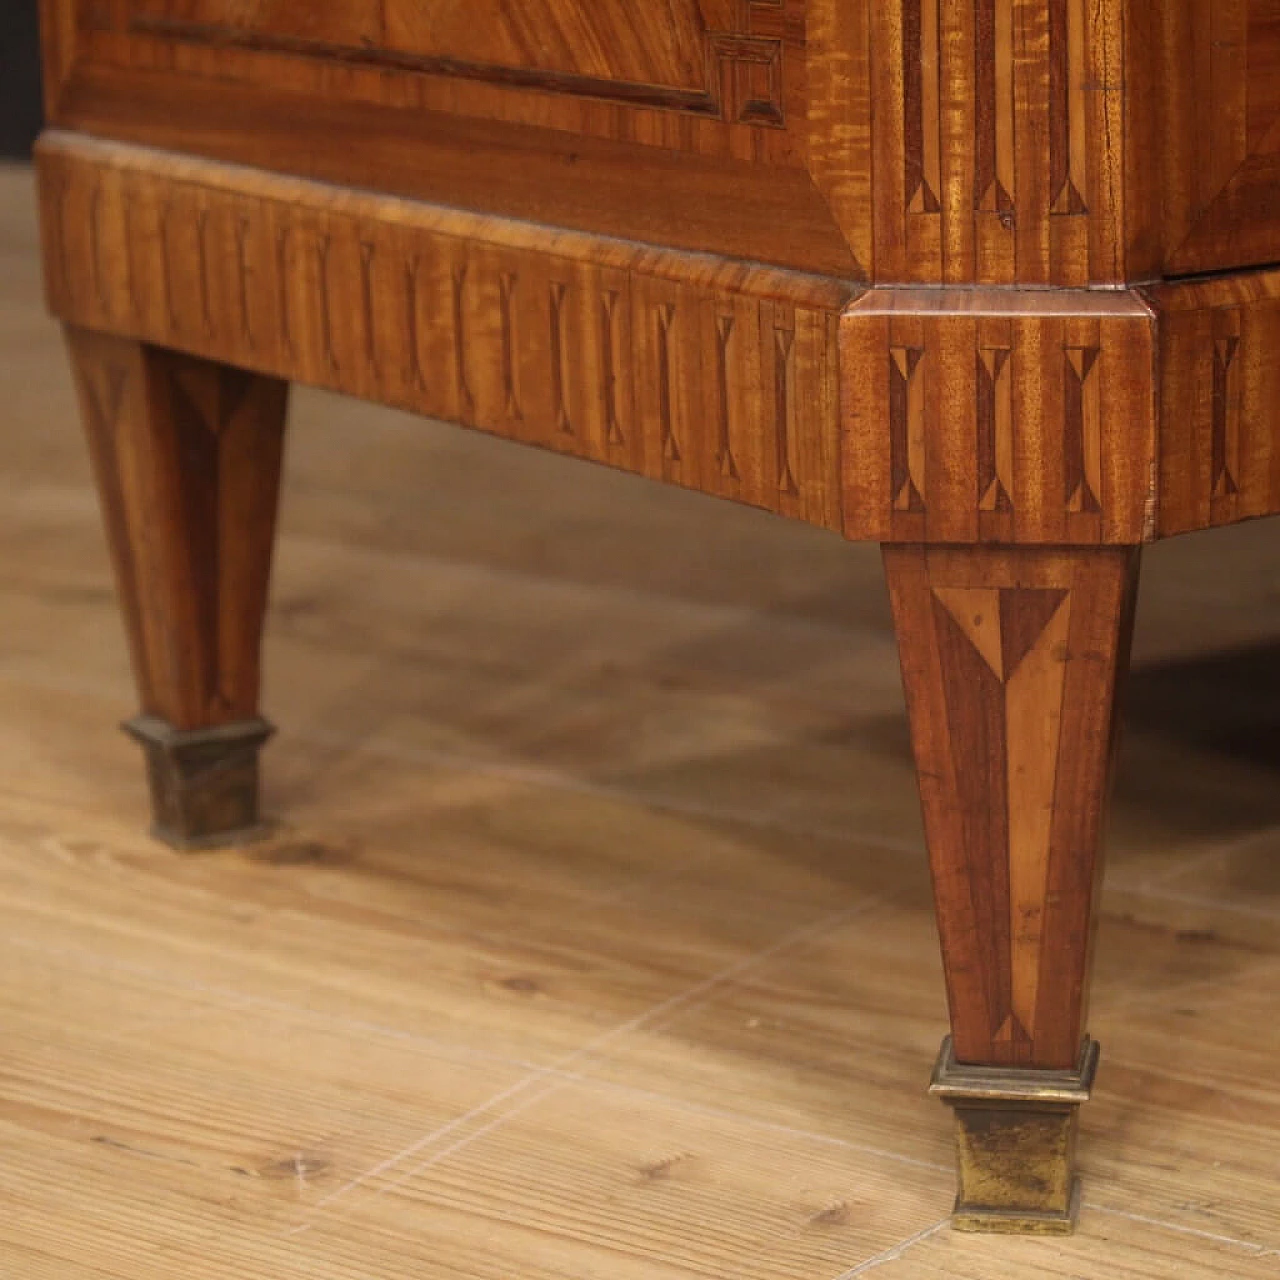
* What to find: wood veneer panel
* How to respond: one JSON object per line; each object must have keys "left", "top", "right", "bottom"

{"left": 868, "top": 0, "right": 1137, "bottom": 286}
{"left": 885, "top": 544, "right": 1139, "bottom": 1068}
{"left": 39, "top": 132, "right": 849, "bottom": 533}
{"left": 64, "top": 326, "right": 288, "bottom": 730}
{"left": 1146, "top": 269, "right": 1280, "bottom": 536}
{"left": 842, "top": 289, "right": 1157, "bottom": 545}
{"left": 44, "top": 0, "right": 1170, "bottom": 285}
{"left": 48, "top": 66, "right": 860, "bottom": 279}
{"left": 1161, "top": 0, "right": 1280, "bottom": 277}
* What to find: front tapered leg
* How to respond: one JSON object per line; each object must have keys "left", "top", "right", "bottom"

{"left": 884, "top": 544, "right": 1139, "bottom": 1233}
{"left": 64, "top": 327, "right": 290, "bottom": 849}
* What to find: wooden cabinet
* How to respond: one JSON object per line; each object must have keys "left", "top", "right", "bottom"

{"left": 36, "top": 0, "right": 1280, "bottom": 1240}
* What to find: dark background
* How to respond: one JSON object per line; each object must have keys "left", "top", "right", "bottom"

{"left": 2, "top": 3, "right": 43, "bottom": 158}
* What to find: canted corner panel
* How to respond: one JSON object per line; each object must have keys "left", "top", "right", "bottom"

{"left": 39, "top": 134, "right": 848, "bottom": 533}
{"left": 1148, "top": 270, "right": 1280, "bottom": 537}
{"left": 841, "top": 290, "right": 1157, "bottom": 545}
{"left": 869, "top": 0, "right": 1128, "bottom": 285}
{"left": 1161, "top": 0, "right": 1280, "bottom": 276}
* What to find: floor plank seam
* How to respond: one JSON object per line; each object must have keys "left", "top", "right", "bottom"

{"left": 829, "top": 1218, "right": 950, "bottom": 1278}
{"left": 537, "top": 1067, "right": 954, "bottom": 1175}
{"left": 1088, "top": 1204, "right": 1280, "bottom": 1257}
{"left": 288, "top": 890, "right": 907, "bottom": 1233}
{"left": 7, "top": 921, "right": 955, "bottom": 1185}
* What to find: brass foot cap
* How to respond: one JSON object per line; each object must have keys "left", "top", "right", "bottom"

{"left": 930, "top": 1036, "right": 1099, "bottom": 1105}
{"left": 123, "top": 715, "right": 275, "bottom": 851}
{"left": 931, "top": 1037, "right": 1097, "bottom": 1235}
{"left": 951, "top": 1179, "right": 1082, "bottom": 1235}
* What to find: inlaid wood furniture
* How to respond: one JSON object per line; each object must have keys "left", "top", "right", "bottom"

{"left": 34, "top": 0, "right": 1280, "bottom": 1238}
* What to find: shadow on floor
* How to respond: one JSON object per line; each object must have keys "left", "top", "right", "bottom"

{"left": 1125, "top": 641, "right": 1280, "bottom": 771}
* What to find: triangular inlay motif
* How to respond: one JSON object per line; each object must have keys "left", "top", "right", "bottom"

{"left": 83, "top": 363, "right": 130, "bottom": 439}
{"left": 999, "top": 589, "right": 1070, "bottom": 679}
{"left": 933, "top": 588, "right": 1004, "bottom": 679}
{"left": 994, "top": 1013, "right": 1032, "bottom": 1047}
{"left": 170, "top": 367, "right": 217, "bottom": 439}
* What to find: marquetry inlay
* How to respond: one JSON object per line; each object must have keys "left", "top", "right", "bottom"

{"left": 120, "top": 0, "right": 792, "bottom": 127}
{"left": 41, "top": 136, "right": 847, "bottom": 533}
{"left": 844, "top": 293, "right": 1156, "bottom": 545}
{"left": 884, "top": 545, "right": 1139, "bottom": 1070}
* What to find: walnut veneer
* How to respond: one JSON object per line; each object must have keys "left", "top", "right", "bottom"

{"left": 36, "top": 0, "right": 1280, "bottom": 1238}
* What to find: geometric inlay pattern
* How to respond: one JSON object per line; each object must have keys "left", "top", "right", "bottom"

{"left": 903, "top": 0, "right": 942, "bottom": 216}
{"left": 1063, "top": 345, "right": 1102, "bottom": 514}
{"left": 931, "top": 585, "right": 1072, "bottom": 1055}
{"left": 1049, "top": 0, "right": 1089, "bottom": 217}
{"left": 976, "top": 345, "right": 1013, "bottom": 512}
{"left": 1211, "top": 313, "right": 1242, "bottom": 501}
{"left": 890, "top": 345, "right": 927, "bottom": 512}
{"left": 41, "top": 136, "right": 847, "bottom": 536}
{"left": 885, "top": 545, "right": 1139, "bottom": 1070}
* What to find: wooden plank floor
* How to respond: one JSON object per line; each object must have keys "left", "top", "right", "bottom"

{"left": 2, "top": 162, "right": 1279, "bottom": 1277}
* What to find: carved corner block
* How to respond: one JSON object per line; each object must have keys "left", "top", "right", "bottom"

{"left": 931, "top": 1036, "right": 1099, "bottom": 1233}
{"left": 841, "top": 289, "right": 1157, "bottom": 546}
{"left": 124, "top": 716, "right": 275, "bottom": 851}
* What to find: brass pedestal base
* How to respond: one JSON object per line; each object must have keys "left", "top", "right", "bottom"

{"left": 123, "top": 716, "right": 275, "bottom": 850}
{"left": 929, "top": 1036, "right": 1099, "bottom": 1235}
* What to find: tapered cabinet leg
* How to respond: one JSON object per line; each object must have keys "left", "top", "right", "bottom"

{"left": 883, "top": 544, "right": 1140, "bottom": 1233}
{"left": 64, "top": 326, "right": 290, "bottom": 849}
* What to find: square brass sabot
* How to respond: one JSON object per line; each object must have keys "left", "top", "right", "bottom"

{"left": 124, "top": 716, "right": 275, "bottom": 851}
{"left": 929, "top": 1036, "right": 1100, "bottom": 1234}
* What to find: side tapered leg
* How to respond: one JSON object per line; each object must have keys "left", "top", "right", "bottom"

{"left": 883, "top": 543, "right": 1140, "bottom": 1233}
{"left": 64, "top": 326, "right": 290, "bottom": 849}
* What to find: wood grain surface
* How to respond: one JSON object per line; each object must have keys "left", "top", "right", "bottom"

{"left": 1160, "top": 0, "right": 1280, "bottom": 277}
{"left": 842, "top": 289, "right": 1157, "bottom": 546}
{"left": 39, "top": 133, "right": 848, "bottom": 534}
{"left": 41, "top": 131, "right": 1280, "bottom": 548}
{"left": 867, "top": 0, "right": 1137, "bottom": 285}
{"left": 884, "top": 545, "right": 1139, "bottom": 1069}
{"left": 4, "top": 165, "right": 1280, "bottom": 1276}
{"left": 35, "top": 0, "right": 1164, "bottom": 285}
{"left": 1144, "top": 269, "right": 1280, "bottom": 538}
{"left": 47, "top": 1, "right": 1280, "bottom": 282}
{"left": 27, "top": 0, "right": 1280, "bottom": 1241}
{"left": 45, "top": 0, "right": 867, "bottom": 278}
{"left": 64, "top": 325, "right": 288, "bottom": 731}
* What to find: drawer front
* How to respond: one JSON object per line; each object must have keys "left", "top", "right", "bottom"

{"left": 63, "top": 3, "right": 1280, "bottom": 284}
{"left": 124, "top": 0, "right": 796, "bottom": 144}
{"left": 128, "top": 1, "right": 783, "bottom": 127}
{"left": 48, "top": 0, "right": 868, "bottom": 278}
